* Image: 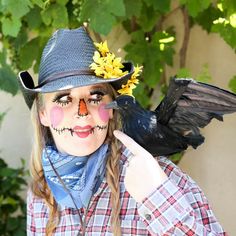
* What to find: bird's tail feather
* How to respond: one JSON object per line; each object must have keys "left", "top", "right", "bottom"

{"left": 184, "top": 134, "right": 205, "bottom": 149}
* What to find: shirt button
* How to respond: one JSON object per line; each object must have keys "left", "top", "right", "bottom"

{"left": 145, "top": 214, "right": 152, "bottom": 221}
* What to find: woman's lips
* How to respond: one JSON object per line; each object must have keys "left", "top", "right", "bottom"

{"left": 73, "top": 125, "right": 93, "bottom": 138}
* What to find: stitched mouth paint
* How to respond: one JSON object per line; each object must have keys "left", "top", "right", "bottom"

{"left": 73, "top": 125, "right": 92, "bottom": 138}
{"left": 52, "top": 124, "right": 108, "bottom": 137}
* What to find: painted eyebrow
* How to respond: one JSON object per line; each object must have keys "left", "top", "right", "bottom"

{"left": 51, "top": 86, "right": 108, "bottom": 100}
{"left": 89, "top": 86, "right": 108, "bottom": 95}
{"left": 54, "top": 90, "right": 71, "bottom": 96}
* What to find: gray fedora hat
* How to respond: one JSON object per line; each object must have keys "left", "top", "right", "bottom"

{"left": 18, "top": 27, "right": 134, "bottom": 109}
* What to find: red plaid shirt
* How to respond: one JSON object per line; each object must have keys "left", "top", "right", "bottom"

{"left": 27, "top": 148, "right": 227, "bottom": 235}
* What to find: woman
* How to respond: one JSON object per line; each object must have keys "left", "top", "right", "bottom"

{"left": 18, "top": 27, "right": 227, "bottom": 235}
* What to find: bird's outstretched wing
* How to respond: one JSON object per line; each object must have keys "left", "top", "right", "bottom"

{"left": 155, "top": 78, "right": 236, "bottom": 148}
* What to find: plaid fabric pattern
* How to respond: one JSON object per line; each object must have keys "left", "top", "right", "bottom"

{"left": 27, "top": 148, "right": 227, "bottom": 235}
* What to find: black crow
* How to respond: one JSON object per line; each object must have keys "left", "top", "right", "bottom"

{"left": 106, "top": 78, "right": 236, "bottom": 156}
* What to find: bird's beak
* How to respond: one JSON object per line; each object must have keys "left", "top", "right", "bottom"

{"left": 105, "top": 101, "right": 119, "bottom": 109}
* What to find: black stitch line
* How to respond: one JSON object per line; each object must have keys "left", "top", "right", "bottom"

{"left": 77, "top": 113, "right": 88, "bottom": 117}
{"left": 51, "top": 124, "right": 107, "bottom": 136}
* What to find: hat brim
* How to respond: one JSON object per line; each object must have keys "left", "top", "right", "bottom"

{"left": 18, "top": 62, "right": 134, "bottom": 109}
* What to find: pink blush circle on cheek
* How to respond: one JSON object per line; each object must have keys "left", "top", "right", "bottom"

{"left": 98, "top": 103, "right": 110, "bottom": 123}
{"left": 50, "top": 106, "right": 64, "bottom": 127}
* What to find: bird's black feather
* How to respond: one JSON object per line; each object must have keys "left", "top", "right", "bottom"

{"left": 106, "top": 78, "right": 236, "bottom": 156}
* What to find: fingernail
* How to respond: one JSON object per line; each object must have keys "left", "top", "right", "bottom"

{"left": 113, "top": 130, "right": 121, "bottom": 137}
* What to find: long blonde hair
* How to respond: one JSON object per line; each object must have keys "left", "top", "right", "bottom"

{"left": 29, "top": 84, "right": 122, "bottom": 235}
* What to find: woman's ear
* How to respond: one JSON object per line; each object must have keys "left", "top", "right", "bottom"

{"left": 39, "top": 108, "right": 50, "bottom": 127}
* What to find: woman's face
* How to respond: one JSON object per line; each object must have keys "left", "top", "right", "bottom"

{"left": 39, "top": 84, "right": 113, "bottom": 156}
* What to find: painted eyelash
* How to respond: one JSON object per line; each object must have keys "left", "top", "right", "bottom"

{"left": 52, "top": 93, "right": 69, "bottom": 101}
{"left": 52, "top": 93, "right": 71, "bottom": 106}
{"left": 87, "top": 99, "right": 101, "bottom": 105}
{"left": 88, "top": 90, "right": 106, "bottom": 104}
{"left": 54, "top": 100, "right": 70, "bottom": 106}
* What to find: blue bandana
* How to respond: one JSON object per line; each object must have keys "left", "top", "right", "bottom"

{"left": 42, "top": 144, "right": 109, "bottom": 209}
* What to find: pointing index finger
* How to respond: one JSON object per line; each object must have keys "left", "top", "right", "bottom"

{"left": 113, "top": 130, "right": 148, "bottom": 156}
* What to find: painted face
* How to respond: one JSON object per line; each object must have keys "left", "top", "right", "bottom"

{"left": 39, "top": 84, "right": 113, "bottom": 156}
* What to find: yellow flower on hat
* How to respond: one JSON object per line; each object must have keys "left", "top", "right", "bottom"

{"left": 94, "top": 41, "right": 109, "bottom": 57}
{"left": 90, "top": 40, "right": 142, "bottom": 96}
{"left": 92, "top": 51, "right": 102, "bottom": 64}
{"left": 117, "top": 66, "right": 142, "bottom": 96}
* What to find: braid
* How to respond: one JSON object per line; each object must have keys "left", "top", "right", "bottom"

{"left": 30, "top": 99, "right": 59, "bottom": 235}
{"left": 105, "top": 111, "right": 122, "bottom": 235}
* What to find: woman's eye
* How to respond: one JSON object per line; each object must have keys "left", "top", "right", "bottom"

{"left": 88, "top": 94, "right": 104, "bottom": 104}
{"left": 52, "top": 94, "right": 72, "bottom": 106}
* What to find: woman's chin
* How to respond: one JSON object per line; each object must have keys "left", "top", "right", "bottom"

{"left": 53, "top": 131, "right": 107, "bottom": 156}
{"left": 58, "top": 142, "right": 104, "bottom": 157}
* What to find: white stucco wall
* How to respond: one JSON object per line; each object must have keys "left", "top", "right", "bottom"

{"left": 178, "top": 26, "right": 236, "bottom": 234}
{"left": 1, "top": 92, "right": 32, "bottom": 167}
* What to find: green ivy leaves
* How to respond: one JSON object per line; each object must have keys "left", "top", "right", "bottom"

{"left": 0, "top": 158, "right": 27, "bottom": 235}
{"left": 1, "top": 17, "right": 22, "bottom": 37}
{"left": 124, "top": 29, "right": 175, "bottom": 107}
{"left": 229, "top": 75, "right": 236, "bottom": 93}
{"left": 180, "top": 0, "right": 211, "bottom": 17}
{"left": 146, "top": 0, "right": 171, "bottom": 13}
{"left": 0, "top": 0, "right": 32, "bottom": 37}
{"left": 1, "top": 0, "right": 32, "bottom": 19}
{"left": 80, "top": 0, "right": 125, "bottom": 35}
{"left": 0, "top": 50, "right": 18, "bottom": 95}
{"left": 41, "top": 2, "right": 68, "bottom": 27}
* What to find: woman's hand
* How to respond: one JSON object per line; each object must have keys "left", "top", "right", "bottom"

{"left": 113, "top": 130, "right": 168, "bottom": 203}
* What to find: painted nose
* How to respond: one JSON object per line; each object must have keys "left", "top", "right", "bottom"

{"left": 77, "top": 99, "right": 88, "bottom": 117}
